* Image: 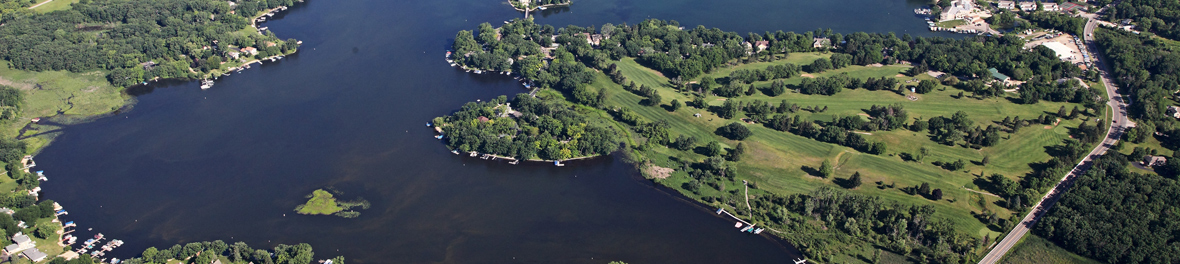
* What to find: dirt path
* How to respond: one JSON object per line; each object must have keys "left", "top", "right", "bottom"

{"left": 963, "top": 187, "right": 1000, "bottom": 198}
{"left": 28, "top": 0, "right": 52, "bottom": 9}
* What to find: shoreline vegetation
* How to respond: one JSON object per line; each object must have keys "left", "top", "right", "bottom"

{"left": 0, "top": 0, "right": 313, "bottom": 262}
{"left": 295, "top": 189, "right": 370, "bottom": 218}
{"left": 508, "top": 0, "right": 570, "bottom": 15}
{"left": 119, "top": 240, "right": 345, "bottom": 264}
{"left": 444, "top": 17, "right": 1109, "bottom": 263}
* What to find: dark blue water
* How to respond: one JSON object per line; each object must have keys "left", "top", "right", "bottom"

{"left": 37, "top": 0, "right": 954, "bottom": 263}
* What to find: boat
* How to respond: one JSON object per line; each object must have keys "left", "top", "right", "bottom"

{"left": 474, "top": 70, "right": 483, "bottom": 74}
{"left": 734, "top": 222, "right": 743, "bottom": 228}
{"left": 554, "top": 161, "right": 564, "bottom": 166}
{"left": 538, "top": 6, "right": 546, "bottom": 10}
{"left": 716, "top": 208, "right": 723, "bottom": 214}
{"left": 434, "top": 135, "right": 443, "bottom": 139}
{"left": 469, "top": 152, "right": 477, "bottom": 157}
{"left": 451, "top": 150, "right": 460, "bottom": 155}
{"left": 508, "top": 160, "right": 519, "bottom": 165}
{"left": 200, "top": 79, "right": 214, "bottom": 89}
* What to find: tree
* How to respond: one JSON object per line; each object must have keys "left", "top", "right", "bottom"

{"left": 1057, "top": 106, "right": 1068, "bottom": 118}
{"left": 728, "top": 143, "right": 746, "bottom": 161}
{"left": 716, "top": 122, "right": 753, "bottom": 140}
{"left": 669, "top": 99, "right": 682, "bottom": 111}
{"left": 931, "top": 189, "right": 944, "bottom": 200}
{"left": 1068, "top": 106, "right": 1080, "bottom": 119}
{"left": 1159, "top": 158, "right": 1180, "bottom": 179}
{"left": 705, "top": 141, "right": 723, "bottom": 157}
{"left": 982, "top": 155, "right": 990, "bottom": 165}
{"left": 34, "top": 224, "right": 54, "bottom": 239}
{"left": 699, "top": 77, "right": 716, "bottom": 93}
{"left": 918, "top": 182, "right": 931, "bottom": 196}
{"left": 847, "top": 171, "right": 862, "bottom": 189}
{"left": 819, "top": 160, "right": 833, "bottom": 178}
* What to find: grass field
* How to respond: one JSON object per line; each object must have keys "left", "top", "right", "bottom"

{"left": 1001, "top": 234, "right": 1102, "bottom": 264}
{"left": 0, "top": 60, "right": 129, "bottom": 152}
{"left": 30, "top": 0, "right": 78, "bottom": 13}
{"left": 295, "top": 189, "right": 343, "bottom": 215}
{"left": 600, "top": 54, "right": 1096, "bottom": 248}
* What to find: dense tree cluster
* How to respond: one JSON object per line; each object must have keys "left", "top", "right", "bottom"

{"left": 753, "top": 187, "right": 980, "bottom": 263}
{"left": 726, "top": 63, "right": 800, "bottom": 84}
{"left": 436, "top": 94, "right": 621, "bottom": 161}
{"left": 122, "top": 240, "right": 342, "bottom": 264}
{"left": 1095, "top": 29, "right": 1180, "bottom": 148}
{"left": 921, "top": 111, "right": 1003, "bottom": 148}
{"left": 1107, "top": 0, "right": 1180, "bottom": 39}
{"left": 0, "top": 85, "right": 23, "bottom": 122}
{"left": 0, "top": 0, "right": 300, "bottom": 87}
{"left": 798, "top": 73, "right": 855, "bottom": 95}
{"left": 764, "top": 114, "right": 886, "bottom": 154}
{"left": 0, "top": 0, "right": 33, "bottom": 23}
{"left": 1026, "top": 11, "right": 1087, "bottom": 36}
{"left": 1034, "top": 154, "right": 1180, "bottom": 264}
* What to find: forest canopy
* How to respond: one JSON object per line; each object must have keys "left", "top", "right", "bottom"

{"left": 434, "top": 94, "right": 622, "bottom": 161}
{"left": 1034, "top": 154, "right": 1180, "bottom": 264}
{"left": 0, "top": 0, "right": 301, "bottom": 87}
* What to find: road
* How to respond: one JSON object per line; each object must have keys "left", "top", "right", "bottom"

{"left": 976, "top": 14, "right": 1132, "bottom": 264}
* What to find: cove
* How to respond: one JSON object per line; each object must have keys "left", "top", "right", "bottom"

{"left": 37, "top": 0, "right": 956, "bottom": 262}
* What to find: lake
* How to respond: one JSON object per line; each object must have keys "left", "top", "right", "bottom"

{"left": 37, "top": 0, "right": 955, "bottom": 262}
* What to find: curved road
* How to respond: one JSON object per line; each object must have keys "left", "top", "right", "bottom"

{"left": 977, "top": 15, "right": 1132, "bottom": 264}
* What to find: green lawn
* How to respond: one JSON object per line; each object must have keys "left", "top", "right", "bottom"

{"left": 295, "top": 189, "right": 343, "bottom": 215}
{"left": 1001, "top": 234, "right": 1102, "bottom": 264}
{"left": 600, "top": 53, "right": 1096, "bottom": 252}
{"left": 30, "top": 0, "right": 78, "bottom": 13}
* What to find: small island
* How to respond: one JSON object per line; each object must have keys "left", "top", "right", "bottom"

{"left": 294, "top": 189, "right": 370, "bottom": 218}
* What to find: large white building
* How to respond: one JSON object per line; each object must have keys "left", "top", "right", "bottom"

{"left": 940, "top": 0, "right": 975, "bottom": 21}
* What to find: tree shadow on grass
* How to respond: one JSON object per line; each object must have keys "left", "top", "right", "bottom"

{"left": 801, "top": 165, "right": 823, "bottom": 177}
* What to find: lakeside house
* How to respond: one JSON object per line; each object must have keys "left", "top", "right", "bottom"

{"left": 241, "top": 47, "right": 259, "bottom": 56}
{"left": 1167, "top": 105, "right": 1180, "bottom": 119}
{"left": 3, "top": 232, "right": 35, "bottom": 257}
{"left": 754, "top": 40, "right": 769, "bottom": 52}
{"left": 21, "top": 248, "right": 47, "bottom": 262}
{"left": 226, "top": 49, "right": 241, "bottom": 60}
{"left": 812, "top": 38, "right": 830, "bottom": 48}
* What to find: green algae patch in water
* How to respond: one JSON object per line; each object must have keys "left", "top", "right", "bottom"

{"left": 295, "top": 189, "right": 370, "bottom": 218}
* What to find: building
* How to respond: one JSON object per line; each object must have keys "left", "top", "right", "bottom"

{"left": 1144, "top": 155, "right": 1168, "bottom": 167}
{"left": 1040, "top": 41, "right": 1074, "bottom": 60}
{"left": 226, "top": 50, "right": 240, "bottom": 60}
{"left": 241, "top": 47, "right": 258, "bottom": 55}
{"left": 1168, "top": 105, "right": 1180, "bottom": 118}
{"left": 21, "top": 248, "right": 47, "bottom": 262}
{"left": 940, "top": 0, "right": 974, "bottom": 21}
{"left": 812, "top": 38, "right": 830, "bottom": 48}
{"left": 989, "top": 68, "right": 1011, "bottom": 83}
{"left": 3, "top": 232, "right": 34, "bottom": 256}
{"left": 997, "top": 0, "right": 1016, "bottom": 9}
{"left": 754, "top": 40, "right": 769, "bottom": 52}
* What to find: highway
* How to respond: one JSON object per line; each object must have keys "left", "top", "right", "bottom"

{"left": 976, "top": 13, "right": 1133, "bottom": 264}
